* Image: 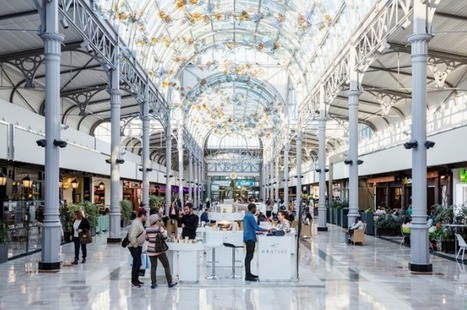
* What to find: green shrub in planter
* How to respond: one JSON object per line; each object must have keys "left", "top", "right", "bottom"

{"left": 66, "top": 202, "right": 99, "bottom": 234}
{"left": 120, "top": 200, "right": 133, "bottom": 222}
{"left": 149, "top": 195, "right": 165, "bottom": 214}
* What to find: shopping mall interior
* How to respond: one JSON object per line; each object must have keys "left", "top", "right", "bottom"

{"left": 1, "top": 0, "right": 467, "bottom": 308}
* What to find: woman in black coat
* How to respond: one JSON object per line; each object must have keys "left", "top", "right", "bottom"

{"left": 71, "top": 210, "right": 90, "bottom": 264}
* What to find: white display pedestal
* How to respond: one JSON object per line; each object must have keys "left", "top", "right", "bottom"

{"left": 167, "top": 242, "right": 205, "bottom": 282}
{"left": 209, "top": 212, "right": 244, "bottom": 222}
{"left": 258, "top": 235, "right": 295, "bottom": 281}
{"left": 205, "top": 230, "right": 244, "bottom": 267}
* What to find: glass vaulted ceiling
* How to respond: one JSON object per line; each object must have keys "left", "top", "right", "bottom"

{"left": 95, "top": 0, "right": 376, "bottom": 145}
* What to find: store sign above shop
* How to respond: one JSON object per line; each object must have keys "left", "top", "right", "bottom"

{"left": 460, "top": 169, "right": 467, "bottom": 183}
{"left": 212, "top": 180, "right": 255, "bottom": 187}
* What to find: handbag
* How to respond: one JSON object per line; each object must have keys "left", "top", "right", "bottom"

{"left": 154, "top": 233, "right": 169, "bottom": 253}
{"left": 79, "top": 230, "right": 92, "bottom": 244}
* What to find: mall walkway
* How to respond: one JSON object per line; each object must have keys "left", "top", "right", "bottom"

{"left": 0, "top": 223, "right": 466, "bottom": 310}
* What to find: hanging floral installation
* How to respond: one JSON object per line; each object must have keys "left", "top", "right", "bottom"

{"left": 93, "top": 0, "right": 335, "bottom": 89}
{"left": 93, "top": 0, "right": 340, "bottom": 140}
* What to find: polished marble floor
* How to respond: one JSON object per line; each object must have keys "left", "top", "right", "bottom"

{"left": 1, "top": 223, "right": 467, "bottom": 310}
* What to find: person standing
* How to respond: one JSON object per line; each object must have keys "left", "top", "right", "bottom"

{"left": 243, "top": 203, "right": 264, "bottom": 281}
{"left": 276, "top": 211, "right": 291, "bottom": 233}
{"left": 71, "top": 210, "right": 90, "bottom": 265}
{"left": 145, "top": 214, "right": 177, "bottom": 289}
{"left": 179, "top": 202, "right": 199, "bottom": 239}
{"left": 128, "top": 209, "right": 147, "bottom": 288}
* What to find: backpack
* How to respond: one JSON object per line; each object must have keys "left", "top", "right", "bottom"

{"left": 121, "top": 231, "right": 143, "bottom": 248}
{"left": 121, "top": 232, "right": 130, "bottom": 248}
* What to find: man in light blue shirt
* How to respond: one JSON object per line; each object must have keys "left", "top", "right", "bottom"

{"left": 243, "top": 203, "right": 263, "bottom": 281}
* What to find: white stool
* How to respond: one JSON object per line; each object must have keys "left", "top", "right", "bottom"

{"left": 223, "top": 242, "right": 243, "bottom": 279}
{"left": 205, "top": 242, "right": 223, "bottom": 280}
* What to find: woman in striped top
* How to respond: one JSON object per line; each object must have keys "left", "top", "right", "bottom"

{"left": 146, "top": 214, "right": 177, "bottom": 289}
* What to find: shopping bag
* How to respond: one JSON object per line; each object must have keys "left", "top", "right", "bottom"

{"left": 140, "top": 254, "right": 150, "bottom": 270}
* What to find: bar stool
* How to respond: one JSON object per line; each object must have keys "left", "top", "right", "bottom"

{"left": 205, "top": 242, "right": 223, "bottom": 280}
{"left": 223, "top": 242, "right": 243, "bottom": 279}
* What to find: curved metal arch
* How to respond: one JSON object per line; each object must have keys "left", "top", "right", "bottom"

{"left": 182, "top": 72, "right": 286, "bottom": 106}
{"left": 202, "top": 127, "right": 264, "bottom": 152}
{"left": 160, "top": 33, "right": 310, "bottom": 94}
{"left": 89, "top": 119, "right": 108, "bottom": 137}
{"left": 153, "top": 25, "right": 311, "bottom": 75}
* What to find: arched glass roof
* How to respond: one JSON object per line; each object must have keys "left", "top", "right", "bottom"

{"left": 94, "top": 0, "right": 377, "bottom": 147}
{"left": 207, "top": 132, "right": 260, "bottom": 150}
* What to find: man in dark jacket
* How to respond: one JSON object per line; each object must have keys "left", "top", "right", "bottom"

{"left": 179, "top": 202, "right": 199, "bottom": 239}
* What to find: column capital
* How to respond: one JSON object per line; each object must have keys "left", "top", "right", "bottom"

{"left": 39, "top": 32, "right": 65, "bottom": 43}
{"left": 108, "top": 89, "right": 121, "bottom": 96}
{"left": 347, "top": 89, "right": 362, "bottom": 97}
{"left": 408, "top": 33, "right": 433, "bottom": 44}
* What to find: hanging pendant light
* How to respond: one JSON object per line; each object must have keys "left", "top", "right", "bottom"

{"left": 71, "top": 179, "right": 79, "bottom": 189}
{"left": 98, "top": 181, "right": 105, "bottom": 190}
{"left": 59, "top": 177, "right": 63, "bottom": 188}
{"left": 22, "top": 176, "right": 33, "bottom": 188}
{"left": 0, "top": 171, "right": 7, "bottom": 186}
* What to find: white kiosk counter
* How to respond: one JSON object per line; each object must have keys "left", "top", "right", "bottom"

{"left": 257, "top": 234, "right": 296, "bottom": 281}
{"left": 167, "top": 241, "right": 205, "bottom": 282}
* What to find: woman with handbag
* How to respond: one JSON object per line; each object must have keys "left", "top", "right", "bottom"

{"left": 146, "top": 214, "right": 177, "bottom": 289}
{"left": 71, "top": 210, "right": 90, "bottom": 264}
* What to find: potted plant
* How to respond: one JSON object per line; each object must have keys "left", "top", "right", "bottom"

{"left": 120, "top": 200, "right": 133, "bottom": 227}
{"left": 0, "top": 220, "right": 8, "bottom": 263}
{"left": 433, "top": 204, "right": 456, "bottom": 253}
{"left": 375, "top": 214, "right": 402, "bottom": 236}
{"left": 149, "top": 195, "right": 165, "bottom": 214}
{"left": 82, "top": 201, "right": 99, "bottom": 235}
{"left": 66, "top": 202, "right": 99, "bottom": 236}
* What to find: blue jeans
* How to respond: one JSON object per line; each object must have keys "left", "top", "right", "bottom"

{"left": 73, "top": 237, "right": 87, "bottom": 260}
{"left": 128, "top": 246, "right": 142, "bottom": 282}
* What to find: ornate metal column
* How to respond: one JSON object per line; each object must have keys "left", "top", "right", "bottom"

{"left": 178, "top": 124, "right": 184, "bottom": 207}
{"left": 295, "top": 131, "right": 302, "bottom": 209}
{"left": 38, "top": 0, "right": 64, "bottom": 270}
{"left": 270, "top": 160, "right": 274, "bottom": 200}
{"left": 347, "top": 46, "right": 362, "bottom": 225}
{"left": 193, "top": 158, "right": 199, "bottom": 208}
{"left": 408, "top": 0, "right": 433, "bottom": 272}
{"left": 106, "top": 46, "right": 122, "bottom": 243}
{"left": 141, "top": 89, "right": 150, "bottom": 215}
{"left": 283, "top": 142, "right": 290, "bottom": 207}
{"left": 318, "top": 85, "right": 328, "bottom": 232}
{"left": 165, "top": 122, "right": 172, "bottom": 216}
{"left": 275, "top": 144, "right": 280, "bottom": 202}
{"left": 188, "top": 149, "right": 193, "bottom": 201}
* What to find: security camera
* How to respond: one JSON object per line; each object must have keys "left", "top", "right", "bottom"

{"left": 105, "top": 159, "right": 111, "bottom": 164}
{"left": 403, "top": 140, "right": 418, "bottom": 150}
{"left": 344, "top": 159, "right": 352, "bottom": 165}
{"left": 425, "top": 141, "right": 435, "bottom": 149}
{"left": 357, "top": 160, "right": 364, "bottom": 165}
{"left": 116, "top": 159, "right": 125, "bottom": 164}
{"left": 36, "top": 139, "right": 46, "bottom": 147}
{"left": 60, "top": 18, "right": 69, "bottom": 29}
{"left": 53, "top": 139, "right": 67, "bottom": 148}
